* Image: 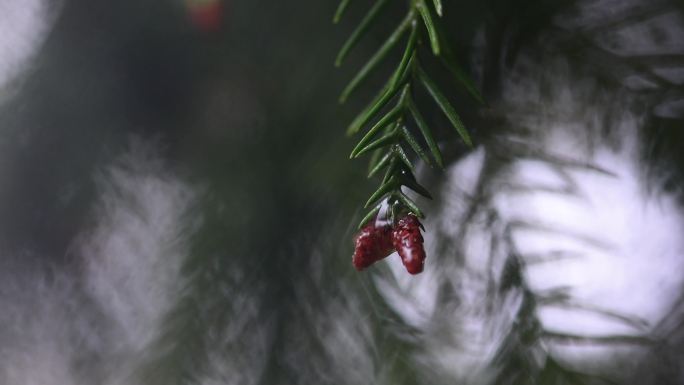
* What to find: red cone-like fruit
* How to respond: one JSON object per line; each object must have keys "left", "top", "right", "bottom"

{"left": 352, "top": 219, "right": 394, "bottom": 271}
{"left": 392, "top": 214, "right": 426, "bottom": 274}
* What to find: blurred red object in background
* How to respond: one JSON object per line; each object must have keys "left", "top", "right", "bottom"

{"left": 186, "top": 0, "right": 223, "bottom": 33}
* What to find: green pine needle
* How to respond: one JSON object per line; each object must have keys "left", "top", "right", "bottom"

{"left": 394, "top": 191, "right": 425, "bottom": 218}
{"left": 390, "top": 18, "right": 418, "bottom": 89}
{"left": 367, "top": 148, "right": 384, "bottom": 174}
{"left": 440, "top": 55, "right": 485, "bottom": 105}
{"left": 350, "top": 107, "right": 403, "bottom": 157}
{"left": 335, "top": 0, "right": 391, "bottom": 67}
{"left": 381, "top": 157, "right": 399, "bottom": 184}
{"left": 398, "top": 175, "right": 433, "bottom": 199}
{"left": 406, "top": 96, "right": 444, "bottom": 168}
{"left": 432, "top": 0, "right": 443, "bottom": 17}
{"left": 400, "top": 124, "right": 432, "bottom": 167}
{"left": 354, "top": 130, "right": 399, "bottom": 158}
{"left": 358, "top": 203, "right": 382, "bottom": 229}
{"left": 431, "top": 13, "right": 485, "bottom": 104}
{"left": 339, "top": 13, "right": 413, "bottom": 103}
{"left": 368, "top": 150, "right": 393, "bottom": 177}
{"left": 417, "top": 65, "right": 472, "bottom": 146}
{"left": 393, "top": 144, "right": 414, "bottom": 171}
{"left": 365, "top": 177, "right": 398, "bottom": 208}
{"left": 416, "top": 0, "right": 440, "bottom": 56}
{"left": 333, "top": 0, "right": 351, "bottom": 24}
{"left": 346, "top": 74, "right": 407, "bottom": 135}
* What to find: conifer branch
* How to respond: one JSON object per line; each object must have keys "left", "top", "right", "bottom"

{"left": 335, "top": 0, "right": 482, "bottom": 229}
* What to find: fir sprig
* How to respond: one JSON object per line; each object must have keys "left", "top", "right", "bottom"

{"left": 335, "top": 0, "right": 482, "bottom": 229}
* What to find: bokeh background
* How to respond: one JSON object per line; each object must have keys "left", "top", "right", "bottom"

{"left": 1, "top": 0, "right": 684, "bottom": 384}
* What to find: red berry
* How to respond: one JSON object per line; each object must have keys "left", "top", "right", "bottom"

{"left": 187, "top": 0, "right": 224, "bottom": 33}
{"left": 392, "top": 214, "right": 426, "bottom": 274}
{"left": 352, "top": 218, "right": 394, "bottom": 271}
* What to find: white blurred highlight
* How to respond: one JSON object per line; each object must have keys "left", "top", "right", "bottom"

{"left": 79, "top": 140, "right": 200, "bottom": 381}
{"left": 495, "top": 135, "right": 684, "bottom": 372}
{"left": 0, "top": 0, "right": 54, "bottom": 93}
{"left": 0, "top": 140, "right": 202, "bottom": 385}
{"left": 375, "top": 148, "right": 528, "bottom": 385}
{"left": 378, "top": 127, "right": 684, "bottom": 382}
{"left": 375, "top": 3, "right": 684, "bottom": 381}
{"left": 286, "top": 251, "right": 384, "bottom": 385}
{"left": 197, "top": 280, "right": 271, "bottom": 385}
{"left": 0, "top": 260, "right": 82, "bottom": 385}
